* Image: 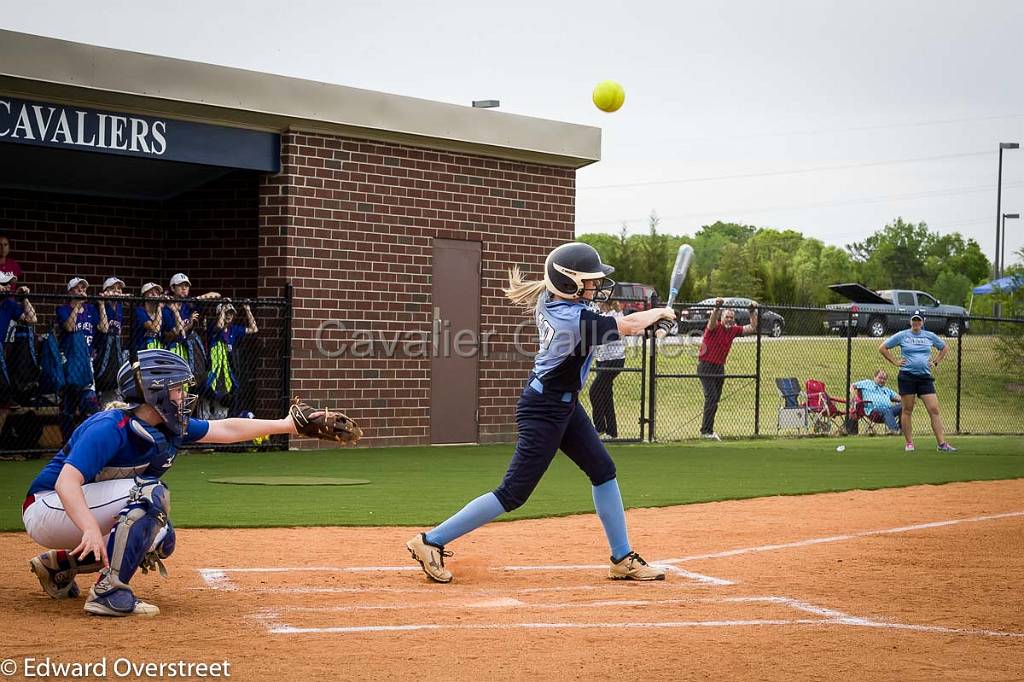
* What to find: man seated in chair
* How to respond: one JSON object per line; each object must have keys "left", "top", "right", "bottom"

{"left": 851, "top": 369, "right": 901, "bottom": 434}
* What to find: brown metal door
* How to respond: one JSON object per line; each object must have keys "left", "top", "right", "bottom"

{"left": 430, "top": 239, "right": 481, "bottom": 444}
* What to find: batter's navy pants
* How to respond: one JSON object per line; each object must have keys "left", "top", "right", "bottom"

{"left": 493, "top": 381, "right": 617, "bottom": 512}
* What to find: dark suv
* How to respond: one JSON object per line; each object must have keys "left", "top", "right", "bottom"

{"left": 679, "top": 297, "right": 786, "bottom": 337}
{"left": 612, "top": 282, "right": 659, "bottom": 313}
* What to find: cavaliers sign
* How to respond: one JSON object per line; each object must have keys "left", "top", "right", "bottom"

{"left": 0, "top": 97, "right": 279, "bottom": 172}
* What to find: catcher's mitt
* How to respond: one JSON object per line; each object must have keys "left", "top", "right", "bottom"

{"left": 290, "top": 397, "right": 362, "bottom": 446}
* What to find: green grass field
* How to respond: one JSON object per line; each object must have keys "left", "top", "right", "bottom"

{"left": 3, "top": 436, "right": 1022, "bottom": 531}
{"left": 582, "top": 335, "right": 1024, "bottom": 440}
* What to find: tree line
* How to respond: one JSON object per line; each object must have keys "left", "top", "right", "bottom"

{"left": 577, "top": 214, "right": 1008, "bottom": 310}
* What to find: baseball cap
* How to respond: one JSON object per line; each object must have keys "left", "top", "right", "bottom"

{"left": 169, "top": 273, "right": 191, "bottom": 287}
{"left": 0, "top": 271, "right": 15, "bottom": 284}
{"left": 217, "top": 302, "right": 237, "bottom": 314}
{"left": 910, "top": 310, "right": 924, "bottom": 321}
{"left": 67, "top": 277, "right": 89, "bottom": 291}
{"left": 102, "top": 276, "right": 126, "bottom": 291}
{"left": 140, "top": 282, "right": 163, "bottom": 296}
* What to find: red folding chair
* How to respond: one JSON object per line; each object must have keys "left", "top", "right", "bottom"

{"left": 851, "top": 387, "right": 889, "bottom": 435}
{"left": 805, "top": 379, "right": 847, "bottom": 434}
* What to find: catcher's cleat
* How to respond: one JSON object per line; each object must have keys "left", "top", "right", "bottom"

{"left": 84, "top": 585, "right": 159, "bottom": 617}
{"left": 609, "top": 551, "right": 666, "bottom": 581}
{"left": 406, "top": 533, "right": 453, "bottom": 583}
{"left": 29, "top": 550, "right": 81, "bottom": 599}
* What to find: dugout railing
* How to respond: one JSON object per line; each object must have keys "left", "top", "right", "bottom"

{"left": 0, "top": 288, "right": 292, "bottom": 458}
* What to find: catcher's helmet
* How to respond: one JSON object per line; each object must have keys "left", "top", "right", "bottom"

{"left": 544, "top": 242, "right": 615, "bottom": 301}
{"left": 117, "top": 349, "right": 196, "bottom": 436}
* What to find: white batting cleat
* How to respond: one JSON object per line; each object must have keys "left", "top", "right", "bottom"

{"left": 609, "top": 551, "right": 667, "bottom": 581}
{"left": 406, "top": 533, "right": 453, "bottom": 583}
{"left": 84, "top": 585, "right": 160, "bottom": 617}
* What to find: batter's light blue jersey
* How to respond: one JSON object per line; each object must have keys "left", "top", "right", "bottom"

{"left": 27, "top": 410, "right": 209, "bottom": 495}
{"left": 884, "top": 329, "right": 945, "bottom": 376}
{"left": 532, "top": 292, "right": 619, "bottom": 393}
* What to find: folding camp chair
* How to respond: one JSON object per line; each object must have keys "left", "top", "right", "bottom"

{"left": 851, "top": 388, "right": 889, "bottom": 435}
{"left": 775, "top": 377, "right": 807, "bottom": 433}
{"left": 805, "top": 379, "right": 847, "bottom": 435}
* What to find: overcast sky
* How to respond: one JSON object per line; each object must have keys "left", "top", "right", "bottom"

{"left": 6, "top": 0, "right": 1024, "bottom": 268}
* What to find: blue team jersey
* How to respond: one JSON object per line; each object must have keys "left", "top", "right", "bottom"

{"left": 161, "top": 303, "right": 193, "bottom": 344}
{"left": 133, "top": 305, "right": 163, "bottom": 350}
{"left": 207, "top": 321, "right": 246, "bottom": 352}
{"left": 1, "top": 297, "right": 24, "bottom": 343}
{"left": 884, "top": 329, "right": 945, "bottom": 377}
{"left": 56, "top": 303, "right": 99, "bottom": 349}
{"left": 99, "top": 301, "right": 123, "bottom": 338}
{"left": 26, "top": 410, "right": 210, "bottom": 495}
{"left": 531, "top": 292, "right": 620, "bottom": 393}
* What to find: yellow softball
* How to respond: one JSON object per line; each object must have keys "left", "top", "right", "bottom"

{"left": 592, "top": 80, "right": 626, "bottom": 113}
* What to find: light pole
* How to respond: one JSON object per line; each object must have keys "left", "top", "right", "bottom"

{"left": 1003, "top": 213, "right": 1021, "bottom": 279}
{"left": 995, "top": 142, "right": 1019, "bottom": 317}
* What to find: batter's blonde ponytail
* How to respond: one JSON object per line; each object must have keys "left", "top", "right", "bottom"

{"left": 504, "top": 266, "right": 548, "bottom": 311}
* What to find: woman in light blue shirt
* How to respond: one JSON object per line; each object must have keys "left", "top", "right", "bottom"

{"left": 878, "top": 311, "right": 955, "bottom": 453}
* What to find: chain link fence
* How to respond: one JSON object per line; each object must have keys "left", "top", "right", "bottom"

{"left": 582, "top": 300, "right": 1024, "bottom": 441}
{"left": 1, "top": 290, "right": 291, "bottom": 458}
{"left": 8, "top": 291, "right": 1018, "bottom": 455}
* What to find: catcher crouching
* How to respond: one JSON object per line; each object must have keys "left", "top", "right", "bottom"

{"left": 22, "top": 349, "right": 360, "bottom": 617}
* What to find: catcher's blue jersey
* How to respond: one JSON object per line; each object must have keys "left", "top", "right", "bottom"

{"left": 531, "top": 292, "right": 619, "bottom": 393}
{"left": 27, "top": 410, "right": 209, "bottom": 495}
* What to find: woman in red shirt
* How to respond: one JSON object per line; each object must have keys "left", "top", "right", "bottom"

{"left": 697, "top": 298, "right": 758, "bottom": 440}
{"left": 0, "top": 234, "right": 24, "bottom": 281}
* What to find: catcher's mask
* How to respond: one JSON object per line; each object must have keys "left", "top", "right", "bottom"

{"left": 544, "top": 242, "right": 615, "bottom": 302}
{"left": 117, "top": 349, "right": 196, "bottom": 436}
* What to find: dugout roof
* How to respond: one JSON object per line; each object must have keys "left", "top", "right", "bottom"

{"left": 0, "top": 29, "right": 601, "bottom": 173}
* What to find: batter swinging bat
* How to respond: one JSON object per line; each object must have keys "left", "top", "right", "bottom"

{"left": 655, "top": 244, "right": 694, "bottom": 339}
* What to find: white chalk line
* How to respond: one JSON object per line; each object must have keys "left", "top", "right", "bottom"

{"left": 660, "top": 510, "right": 1024, "bottom": 564}
{"left": 197, "top": 564, "right": 730, "bottom": 590}
{"left": 194, "top": 581, "right": 711, "bottom": 595}
{"left": 726, "top": 596, "right": 1024, "bottom": 639}
{"left": 199, "top": 509, "right": 1024, "bottom": 639}
{"left": 254, "top": 594, "right": 1024, "bottom": 638}
{"left": 661, "top": 565, "right": 735, "bottom": 585}
{"left": 197, "top": 561, "right": 729, "bottom": 585}
{"left": 197, "top": 510, "right": 1024, "bottom": 592}
{"left": 265, "top": 619, "right": 818, "bottom": 635}
{"left": 255, "top": 597, "right": 702, "bottom": 615}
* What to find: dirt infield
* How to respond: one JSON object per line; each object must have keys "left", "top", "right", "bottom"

{"left": 3, "top": 479, "right": 1023, "bottom": 681}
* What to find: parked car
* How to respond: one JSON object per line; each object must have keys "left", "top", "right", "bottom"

{"left": 678, "top": 297, "right": 786, "bottom": 337}
{"left": 825, "top": 283, "right": 969, "bottom": 337}
{"left": 612, "top": 282, "right": 659, "bottom": 313}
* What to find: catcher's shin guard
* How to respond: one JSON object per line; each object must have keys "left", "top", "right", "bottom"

{"left": 88, "top": 477, "right": 170, "bottom": 616}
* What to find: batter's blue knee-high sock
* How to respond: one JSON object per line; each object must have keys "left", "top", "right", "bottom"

{"left": 425, "top": 492, "right": 506, "bottom": 547}
{"left": 592, "top": 479, "right": 631, "bottom": 562}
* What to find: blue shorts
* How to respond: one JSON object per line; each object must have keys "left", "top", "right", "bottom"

{"left": 897, "top": 372, "right": 935, "bottom": 397}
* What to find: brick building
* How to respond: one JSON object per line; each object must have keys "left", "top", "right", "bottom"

{"left": 0, "top": 30, "right": 600, "bottom": 448}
